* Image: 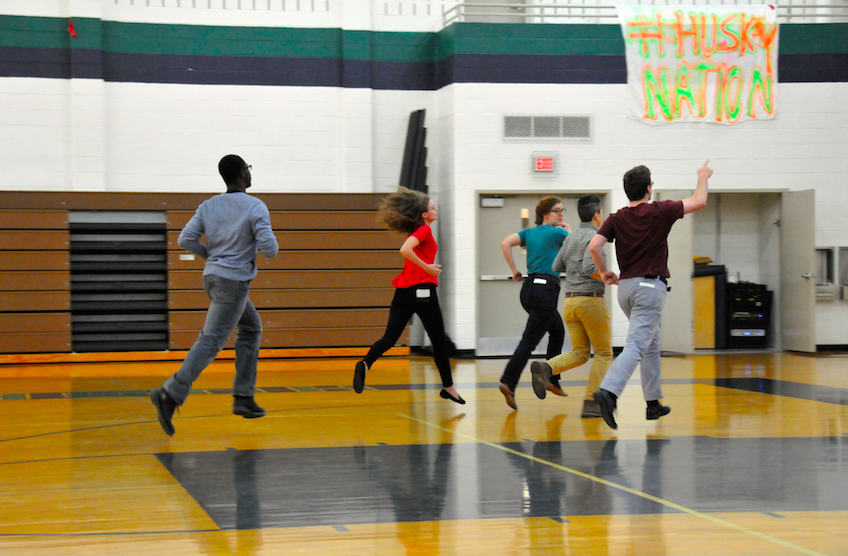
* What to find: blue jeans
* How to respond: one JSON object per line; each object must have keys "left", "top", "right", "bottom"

{"left": 164, "top": 274, "right": 262, "bottom": 405}
{"left": 599, "top": 277, "right": 667, "bottom": 401}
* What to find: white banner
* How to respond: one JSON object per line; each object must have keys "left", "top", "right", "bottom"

{"left": 616, "top": 4, "right": 779, "bottom": 125}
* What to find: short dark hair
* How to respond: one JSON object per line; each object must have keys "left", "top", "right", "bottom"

{"left": 535, "top": 196, "right": 562, "bottom": 225}
{"left": 218, "top": 154, "right": 247, "bottom": 186}
{"left": 577, "top": 195, "right": 602, "bottom": 222}
{"left": 623, "top": 165, "right": 652, "bottom": 201}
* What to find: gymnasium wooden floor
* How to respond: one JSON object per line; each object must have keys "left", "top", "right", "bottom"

{"left": 0, "top": 352, "right": 846, "bottom": 555}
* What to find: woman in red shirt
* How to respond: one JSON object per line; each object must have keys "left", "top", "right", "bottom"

{"left": 353, "top": 189, "right": 465, "bottom": 404}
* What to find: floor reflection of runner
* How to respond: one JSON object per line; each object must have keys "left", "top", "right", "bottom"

{"left": 353, "top": 415, "right": 462, "bottom": 555}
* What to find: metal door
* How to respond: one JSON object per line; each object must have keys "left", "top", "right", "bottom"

{"left": 477, "top": 194, "right": 581, "bottom": 356}
{"left": 780, "top": 189, "right": 816, "bottom": 352}
{"left": 655, "top": 190, "right": 695, "bottom": 354}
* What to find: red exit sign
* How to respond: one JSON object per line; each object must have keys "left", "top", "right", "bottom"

{"left": 532, "top": 153, "right": 558, "bottom": 173}
{"left": 535, "top": 157, "right": 554, "bottom": 171}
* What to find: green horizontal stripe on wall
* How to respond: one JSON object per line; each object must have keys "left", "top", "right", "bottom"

{"left": 1, "top": 15, "right": 846, "bottom": 60}
{"left": 370, "top": 32, "right": 435, "bottom": 63}
{"left": 0, "top": 15, "right": 68, "bottom": 49}
{"left": 0, "top": 15, "right": 103, "bottom": 50}
{"left": 433, "top": 23, "right": 624, "bottom": 59}
{"left": 0, "top": 15, "right": 435, "bottom": 62}
{"left": 102, "top": 21, "right": 342, "bottom": 58}
{"left": 341, "top": 29, "right": 370, "bottom": 60}
{"left": 104, "top": 22, "right": 434, "bottom": 62}
{"left": 780, "top": 23, "right": 848, "bottom": 55}
{"left": 452, "top": 22, "right": 624, "bottom": 56}
{"left": 342, "top": 30, "right": 433, "bottom": 62}
{"left": 443, "top": 22, "right": 848, "bottom": 57}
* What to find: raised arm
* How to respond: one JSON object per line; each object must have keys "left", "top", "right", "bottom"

{"left": 682, "top": 160, "right": 713, "bottom": 215}
{"left": 501, "top": 233, "right": 524, "bottom": 281}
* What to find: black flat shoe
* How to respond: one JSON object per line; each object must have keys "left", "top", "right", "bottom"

{"left": 440, "top": 389, "right": 466, "bottom": 405}
{"left": 353, "top": 361, "right": 367, "bottom": 393}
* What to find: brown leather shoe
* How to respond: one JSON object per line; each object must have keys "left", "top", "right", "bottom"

{"left": 546, "top": 383, "right": 568, "bottom": 397}
{"left": 530, "top": 361, "right": 552, "bottom": 399}
{"left": 499, "top": 383, "right": 517, "bottom": 410}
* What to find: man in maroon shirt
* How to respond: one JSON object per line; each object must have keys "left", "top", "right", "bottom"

{"left": 588, "top": 161, "right": 713, "bottom": 429}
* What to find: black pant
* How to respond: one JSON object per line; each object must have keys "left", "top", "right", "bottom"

{"left": 500, "top": 275, "right": 565, "bottom": 391}
{"left": 364, "top": 284, "right": 453, "bottom": 388}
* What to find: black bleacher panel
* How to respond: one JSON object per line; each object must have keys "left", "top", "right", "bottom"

{"left": 69, "top": 211, "right": 169, "bottom": 352}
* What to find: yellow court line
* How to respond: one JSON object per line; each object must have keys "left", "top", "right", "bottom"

{"left": 397, "top": 412, "right": 829, "bottom": 556}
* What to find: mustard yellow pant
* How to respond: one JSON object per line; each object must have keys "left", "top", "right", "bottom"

{"left": 546, "top": 295, "right": 613, "bottom": 400}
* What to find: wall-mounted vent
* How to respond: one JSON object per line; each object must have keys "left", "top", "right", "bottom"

{"left": 504, "top": 115, "right": 591, "bottom": 141}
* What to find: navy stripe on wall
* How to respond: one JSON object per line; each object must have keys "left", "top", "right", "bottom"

{"left": 779, "top": 54, "right": 848, "bottom": 82}
{"left": 0, "top": 46, "right": 69, "bottom": 79}
{"left": 1, "top": 46, "right": 846, "bottom": 87}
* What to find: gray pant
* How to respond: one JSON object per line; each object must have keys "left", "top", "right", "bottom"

{"left": 599, "top": 277, "right": 667, "bottom": 401}
{"left": 164, "top": 274, "right": 262, "bottom": 405}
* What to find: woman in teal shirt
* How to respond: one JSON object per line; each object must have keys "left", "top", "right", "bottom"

{"left": 498, "top": 197, "right": 571, "bottom": 410}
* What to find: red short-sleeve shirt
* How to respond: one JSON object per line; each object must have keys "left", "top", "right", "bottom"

{"left": 392, "top": 224, "right": 439, "bottom": 288}
{"left": 597, "top": 200, "right": 684, "bottom": 279}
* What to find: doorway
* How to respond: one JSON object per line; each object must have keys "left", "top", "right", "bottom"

{"left": 657, "top": 190, "right": 815, "bottom": 353}
{"left": 476, "top": 193, "right": 609, "bottom": 356}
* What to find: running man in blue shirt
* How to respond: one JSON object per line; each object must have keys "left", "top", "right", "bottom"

{"left": 150, "top": 154, "right": 279, "bottom": 436}
{"left": 498, "top": 197, "right": 571, "bottom": 410}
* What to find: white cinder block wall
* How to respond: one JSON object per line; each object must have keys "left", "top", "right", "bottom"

{"left": 2, "top": 1, "right": 847, "bottom": 348}
{"left": 446, "top": 82, "right": 848, "bottom": 347}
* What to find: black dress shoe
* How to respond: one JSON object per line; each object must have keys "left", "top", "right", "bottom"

{"left": 150, "top": 387, "right": 177, "bottom": 437}
{"left": 440, "top": 389, "right": 466, "bottom": 405}
{"left": 233, "top": 396, "right": 266, "bottom": 418}
{"left": 646, "top": 403, "right": 671, "bottom": 420}
{"left": 593, "top": 389, "right": 618, "bottom": 430}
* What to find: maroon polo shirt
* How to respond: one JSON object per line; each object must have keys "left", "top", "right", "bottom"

{"left": 597, "top": 200, "right": 684, "bottom": 279}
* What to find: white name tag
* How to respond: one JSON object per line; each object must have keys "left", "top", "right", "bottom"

{"left": 533, "top": 278, "right": 547, "bottom": 285}
{"left": 416, "top": 289, "right": 431, "bottom": 299}
{"left": 639, "top": 282, "right": 656, "bottom": 288}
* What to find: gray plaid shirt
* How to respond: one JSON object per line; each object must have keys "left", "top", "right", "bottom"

{"left": 552, "top": 222, "right": 605, "bottom": 294}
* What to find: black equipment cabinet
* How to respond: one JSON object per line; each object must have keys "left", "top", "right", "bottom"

{"left": 727, "top": 282, "right": 773, "bottom": 349}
